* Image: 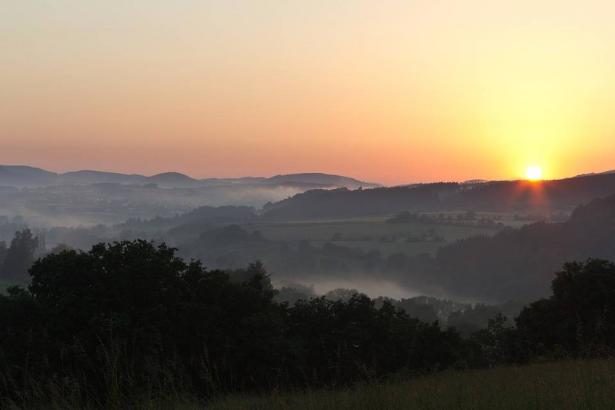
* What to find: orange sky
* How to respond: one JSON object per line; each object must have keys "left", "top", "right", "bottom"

{"left": 2, "top": 1, "right": 615, "bottom": 185}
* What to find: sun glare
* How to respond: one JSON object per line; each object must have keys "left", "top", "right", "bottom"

{"left": 525, "top": 166, "right": 543, "bottom": 181}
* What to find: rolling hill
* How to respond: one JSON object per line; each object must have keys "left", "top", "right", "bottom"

{"left": 0, "top": 165, "right": 377, "bottom": 190}
{"left": 262, "top": 173, "right": 615, "bottom": 220}
{"left": 0, "top": 165, "right": 58, "bottom": 186}
{"left": 401, "top": 192, "right": 615, "bottom": 302}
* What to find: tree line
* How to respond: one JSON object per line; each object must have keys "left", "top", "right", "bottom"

{"left": 1, "top": 240, "right": 615, "bottom": 407}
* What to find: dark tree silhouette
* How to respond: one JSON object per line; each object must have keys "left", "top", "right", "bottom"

{"left": 0, "top": 240, "right": 467, "bottom": 405}
{"left": 0, "top": 241, "right": 7, "bottom": 270}
{"left": 1, "top": 229, "right": 39, "bottom": 281}
{"left": 4, "top": 238, "right": 615, "bottom": 407}
{"left": 517, "top": 259, "right": 615, "bottom": 356}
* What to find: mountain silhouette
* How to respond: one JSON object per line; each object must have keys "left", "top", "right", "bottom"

{"left": 0, "top": 165, "right": 376, "bottom": 190}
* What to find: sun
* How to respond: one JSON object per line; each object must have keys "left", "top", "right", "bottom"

{"left": 525, "top": 165, "right": 543, "bottom": 181}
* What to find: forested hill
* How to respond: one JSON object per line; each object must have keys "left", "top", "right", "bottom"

{"left": 262, "top": 183, "right": 460, "bottom": 220}
{"left": 262, "top": 172, "right": 615, "bottom": 220}
{"left": 411, "top": 193, "right": 615, "bottom": 302}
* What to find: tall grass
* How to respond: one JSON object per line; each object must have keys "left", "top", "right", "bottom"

{"left": 208, "top": 359, "right": 615, "bottom": 410}
{"left": 5, "top": 357, "right": 615, "bottom": 408}
{"left": 0, "top": 339, "right": 207, "bottom": 410}
{"left": 0, "top": 384, "right": 203, "bottom": 410}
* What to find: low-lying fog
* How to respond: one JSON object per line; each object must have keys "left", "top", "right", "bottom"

{"left": 274, "top": 277, "right": 421, "bottom": 300}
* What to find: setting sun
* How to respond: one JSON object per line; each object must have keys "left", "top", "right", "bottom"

{"left": 526, "top": 166, "right": 543, "bottom": 181}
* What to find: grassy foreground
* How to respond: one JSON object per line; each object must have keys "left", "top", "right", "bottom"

{"left": 208, "top": 359, "right": 615, "bottom": 410}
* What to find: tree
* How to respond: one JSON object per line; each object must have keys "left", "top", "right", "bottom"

{"left": 0, "top": 241, "right": 7, "bottom": 269}
{"left": 517, "top": 259, "right": 615, "bottom": 356}
{"left": 1, "top": 229, "right": 39, "bottom": 281}
{"left": 23, "top": 240, "right": 286, "bottom": 400}
{"left": 0, "top": 239, "right": 513, "bottom": 405}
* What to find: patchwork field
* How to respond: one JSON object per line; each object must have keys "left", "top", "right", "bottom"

{"left": 247, "top": 213, "right": 518, "bottom": 257}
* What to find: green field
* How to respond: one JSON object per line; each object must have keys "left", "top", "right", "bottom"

{"left": 247, "top": 214, "right": 507, "bottom": 257}
{"left": 208, "top": 359, "right": 615, "bottom": 410}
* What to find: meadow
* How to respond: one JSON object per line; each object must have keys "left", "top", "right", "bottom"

{"left": 247, "top": 213, "right": 514, "bottom": 257}
{"left": 209, "top": 359, "right": 615, "bottom": 410}
{"left": 11, "top": 359, "right": 615, "bottom": 409}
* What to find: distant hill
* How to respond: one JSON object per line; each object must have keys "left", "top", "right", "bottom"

{"left": 200, "top": 177, "right": 268, "bottom": 187}
{"left": 147, "top": 172, "right": 197, "bottom": 187}
{"left": 574, "top": 169, "right": 615, "bottom": 178}
{"left": 0, "top": 165, "right": 377, "bottom": 190}
{"left": 265, "top": 173, "right": 379, "bottom": 189}
{"left": 262, "top": 173, "right": 615, "bottom": 220}
{"left": 262, "top": 184, "right": 458, "bottom": 220}
{"left": 0, "top": 165, "right": 58, "bottom": 186}
{"left": 120, "top": 205, "right": 257, "bottom": 233}
{"left": 62, "top": 170, "right": 202, "bottom": 187}
{"left": 61, "top": 170, "right": 146, "bottom": 185}
{"left": 407, "top": 192, "right": 615, "bottom": 302}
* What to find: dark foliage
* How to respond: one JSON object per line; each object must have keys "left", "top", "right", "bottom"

{"left": 517, "top": 259, "right": 615, "bottom": 357}
{"left": 262, "top": 173, "right": 615, "bottom": 220}
{"left": 0, "top": 242, "right": 6, "bottom": 269}
{"left": 3, "top": 239, "right": 615, "bottom": 406}
{"left": 0, "top": 229, "right": 39, "bottom": 281}
{"left": 0, "top": 241, "right": 463, "bottom": 405}
{"left": 405, "top": 194, "right": 615, "bottom": 302}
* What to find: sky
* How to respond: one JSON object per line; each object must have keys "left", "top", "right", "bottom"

{"left": 2, "top": 0, "right": 615, "bottom": 185}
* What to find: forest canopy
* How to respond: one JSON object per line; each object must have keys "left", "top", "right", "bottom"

{"left": 1, "top": 240, "right": 614, "bottom": 407}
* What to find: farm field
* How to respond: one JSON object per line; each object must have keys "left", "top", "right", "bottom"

{"left": 209, "top": 359, "right": 615, "bottom": 410}
{"left": 247, "top": 212, "right": 519, "bottom": 257}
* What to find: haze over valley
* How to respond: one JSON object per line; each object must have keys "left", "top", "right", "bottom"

{"left": 3, "top": 164, "right": 615, "bottom": 306}
{"left": 5, "top": 2, "right": 615, "bottom": 407}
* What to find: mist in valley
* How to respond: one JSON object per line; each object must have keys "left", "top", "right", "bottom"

{"left": 277, "top": 276, "right": 422, "bottom": 301}
{"left": 4, "top": 165, "right": 615, "bottom": 314}
{"left": 5, "top": 1, "right": 615, "bottom": 405}
{"left": 3, "top": 170, "right": 612, "bottom": 407}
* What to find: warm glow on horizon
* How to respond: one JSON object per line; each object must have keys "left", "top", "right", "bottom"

{"left": 526, "top": 166, "right": 544, "bottom": 181}
{"left": 2, "top": 1, "right": 615, "bottom": 184}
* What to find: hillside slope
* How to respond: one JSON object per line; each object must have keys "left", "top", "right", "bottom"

{"left": 0, "top": 165, "right": 377, "bottom": 190}
{"left": 262, "top": 173, "right": 615, "bottom": 220}
{"left": 409, "top": 193, "right": 615, "bottom": 301}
